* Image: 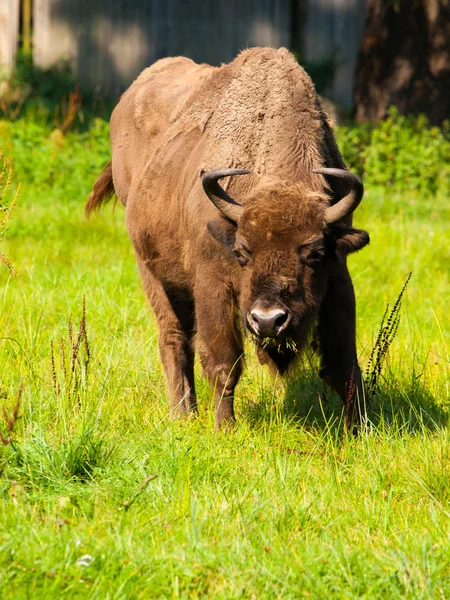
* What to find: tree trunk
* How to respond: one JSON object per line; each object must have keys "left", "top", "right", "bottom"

{"left": 353, "top": 0, "right": 450, "bottom": 124}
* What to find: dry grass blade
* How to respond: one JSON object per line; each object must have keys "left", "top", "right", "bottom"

{"left": 55, "top": 88, "right": 83, "bottom": 133}
{"left": 0, "top": 384, "right": 22, "bottom": 447}
{"left": 122, "top": 474, "right": 158, "bottom": 511}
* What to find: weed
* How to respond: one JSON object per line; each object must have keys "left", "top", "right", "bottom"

{"left": 0, "top": 384, "right": 21, "bottom": 448}
{"left": 366, "top": 273, "right": 412, "bottom": 395}
{"left": 51, "top": 296, "right": 91, "bottom": 401}
{"left": 0, "top": 154, "right": 20, "bottom": 275}
{"left": 54, "top": 88, "right": 83, "bottom": 134}
{"left": 0, "top": 385, "right": 22, "bottom": 477}
{"left": 0, "top": 80, "right": 28, "bottom": 121}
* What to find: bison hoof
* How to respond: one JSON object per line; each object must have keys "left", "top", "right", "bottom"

{"left": 169, "top": 397, "right": 198, "bottom": 419}
{"left": 215, "top": 416, "right": 236, "bottom": 431}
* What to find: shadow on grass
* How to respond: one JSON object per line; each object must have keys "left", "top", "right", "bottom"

{"left": 241, "top": 368, "right": 449, "bottom": 435}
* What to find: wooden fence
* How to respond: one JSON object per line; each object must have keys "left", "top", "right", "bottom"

{"left": 33, "top": 0, "right": 293, "bottom": 97}
{"left": 1, "top": 0, "right": 367, "bottom": 108}
{"left": 0, "top": 0, "right": 20, "bottom": 73}
{"left": 304, "top": 0, "right": 367, "bottom": 106}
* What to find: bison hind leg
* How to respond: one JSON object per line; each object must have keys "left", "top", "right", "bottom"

{"left": 317, "top": 264, "right": 368, "bottom": 433}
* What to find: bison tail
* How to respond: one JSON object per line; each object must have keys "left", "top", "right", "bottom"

{"left": 85, "top": 160, "right": 115, "bottom": 217}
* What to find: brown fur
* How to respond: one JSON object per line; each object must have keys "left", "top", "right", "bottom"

{"left": 88, "top": 48, "right": 370, "bottom": 429}
{"left": 85, "top": 160, "right": 115, "bottom": 216}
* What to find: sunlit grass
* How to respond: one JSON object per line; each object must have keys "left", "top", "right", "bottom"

{"left": 0, "top": 122, "right": 449, "bottom": 598}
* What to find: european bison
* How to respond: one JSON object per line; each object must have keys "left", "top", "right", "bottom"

{"left": 87, "top": 47, "right": 370, "bottom": 429}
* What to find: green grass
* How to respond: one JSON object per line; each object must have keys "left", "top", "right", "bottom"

{"left": 0, "top": 117, "right": 449, "bottom": 599}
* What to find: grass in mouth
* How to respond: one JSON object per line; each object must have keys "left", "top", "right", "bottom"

{"left": 256, "top": 335, "right": 299, "bottom": 353}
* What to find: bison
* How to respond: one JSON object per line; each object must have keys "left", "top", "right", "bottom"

{"left": 87, "top": 47, "right": 370, "bottom": 430}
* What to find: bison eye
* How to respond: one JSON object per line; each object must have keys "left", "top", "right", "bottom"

{"left": 232, "top": 248, "right": 249, "bottom": 267}
{"left": 307, "top": 248, "right": 325, "bottom": 264}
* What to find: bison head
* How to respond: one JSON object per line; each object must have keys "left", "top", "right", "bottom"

{"left": 203, "top": 168, "right": 369, "bottom": 370}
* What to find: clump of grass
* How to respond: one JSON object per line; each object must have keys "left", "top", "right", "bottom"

{"left": 60, "top": 428, "right": 107, "bottom": 481}
{"left": 50, "top": 295, "right": 90, "bottom": 401}
{"left": 10, "top": 426, "right": 108, "bottom": 486}
{"left": 366, "top": 273, "right": 412, "bottom": 395}
{"left": 0, "top": 153, "right": 20, "bottom": 275}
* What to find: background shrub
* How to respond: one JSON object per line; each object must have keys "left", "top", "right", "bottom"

{"left": 336, "top": 107, "right": 450, "bottom": 197}
{"left": 2, "top": 103, "right": 449, "bottom": 201}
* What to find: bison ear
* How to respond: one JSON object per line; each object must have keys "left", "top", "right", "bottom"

{"left": 207, "top": 219, "right": 237, "bottom": 250}
{"left": 332, "top": 227, "right": 370, "bottom": 255}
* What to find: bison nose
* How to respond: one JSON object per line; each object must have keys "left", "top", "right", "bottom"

{"left": 247, "top": 307, "right": 291, "bottom": 337}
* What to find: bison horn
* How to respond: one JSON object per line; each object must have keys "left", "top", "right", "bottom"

{"left": 313, "top": 168, "right": 364, "bottom": 224}
{"left": 202, "top": 169, "right": 250, "bottom": 224}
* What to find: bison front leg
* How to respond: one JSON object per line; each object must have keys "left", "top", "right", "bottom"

{"left": 137, "top": 259, "right": 197, "bottom": 417}
{"left": 195, "top": 279, "right": 244, "bottom": 429}
{"left": 317, "top": 264, "right": 367, "bottom": 432}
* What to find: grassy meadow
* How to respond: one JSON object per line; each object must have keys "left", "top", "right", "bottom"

{"left": 0, "top": 110, "right": 449, "bottom": 598}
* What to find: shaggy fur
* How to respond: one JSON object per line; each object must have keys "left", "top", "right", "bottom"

{"left": 87, "top": 47, "right": 370, "bottom": 429}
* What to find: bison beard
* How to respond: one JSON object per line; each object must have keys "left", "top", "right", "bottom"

{"left": 87, "top": 48, "right": 370, "bottom": 431}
